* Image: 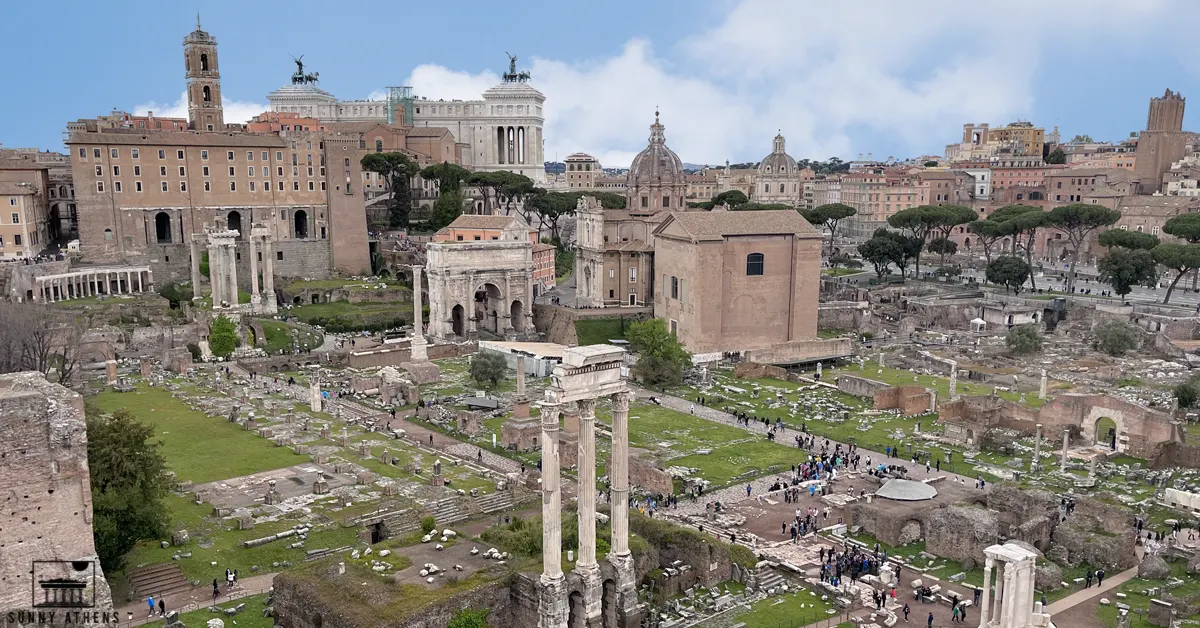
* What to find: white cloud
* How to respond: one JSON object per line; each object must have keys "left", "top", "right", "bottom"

{"left": 133, "top": 91, "right": 267, "bottom": 125}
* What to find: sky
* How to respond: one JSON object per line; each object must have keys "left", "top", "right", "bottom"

{"left": 2, "top": 0, "right": 1199, "bottom": 168}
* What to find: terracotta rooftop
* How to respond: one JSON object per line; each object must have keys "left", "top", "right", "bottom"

{"left": 68, "top": 130, "right": 287, "bottom": 147}
{"left": 444, "top": 215, "right": 526, "bottom": 230}
{"left": 656, "top": 209, "right": 820, "bottom": 241}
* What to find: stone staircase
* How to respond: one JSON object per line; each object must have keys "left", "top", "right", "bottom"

{"left": 474, "top": 490, "right": 516, "bottom": 515}
{"left": 128, "top": 563, "right": 192, "bottom": 599}
{"left": 434, "top": 497, "right": 470, "bottom": 525}
{"left": 754, "top": 562, "right": 787, "bottom": 592}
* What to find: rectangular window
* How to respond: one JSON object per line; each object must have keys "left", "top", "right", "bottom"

{"left": 228, "top": 167, "right": 235, "bottom": 176}
{"left": 663, "top": 196, "right": 670, "bottom": 208}
{"left": 474, "top": 235, "right": 481, "bottom": 241}
{"left": 320, "top": 182, "right": 326, "bottom": 191}
{"left": 158, "top": 149, "right": 165, "bottom": 159}
{"left": 230, "top": 182, "right": 236, "bottom": 192}
{"left": 276, "top": 151, "right": 283, "bottom": 161}
{"left": 110, "top": 148, "right": 119, "bottom": 158}
{"left": 201, "top": 150, "right": 209, "bottom": 160}
{"left": 248, "top": 167, "right": 254, "bottom": 176}
{"left": 78, "top": 148, "right": 85, "bottom": 158}
{"left": 247, "top": 151, "right": 254, "bottom": 160}
{"left": 249, "top": 182, "right": 256, "bottom": 192}
{"left": 292, "top": 166, "right": 298, "bottom": 176}
{"left": 93, "top": 148, "right": 101, "bottom": 158}
{"left": 456, "top": 235, "right": 464, "bottom": 241}
{"left": 609, "top": 269, "right": 615, "bottom": 279}
{"left": 204, "top": 181, "right": 211, "bottom": 192}
{"left": 179, "top": 166, "right": 186, "bottom": 176}
{"left": 276, "top": 251, "right": 283, "bottom": 261}
{"left": 629, "top": 267, "right": 637, "bottom": 282}
{"left": 13, "top": 234, "right": 21, "bottom": 246}
{"left": 291, "top": 154, "right": 297, "bottom": 166}
{"left": 202, "top": 166, "right": 210, "bottom": 176}
{"left": 0, "top": 235, "right": 4, "bottom": 246}
{"left": 132, "top": 149, "right": 139, "bottom": 159}
{"left": 11, "top": 212, "right": 19, "bottom": 224}
{"left": 278, "top": 181, "right": 284, "bottom": 191}
{"left": 307, "top": 167, "right": 313, "bottom": 176}
{"left": 113, "top": 165, "right": 120, "bottom": 176}
{"left": 162, "top": 181, "right": 168, "bottom": 192}
{"left": 308, "top": 181, "right": 314, "bottom": 191}
{"left": 671, "top": 276, "right": 678, "bottom": 299}
{"left": 113, "top": 181, "right": 121, "bottom": 193}
{"left": 134, "top": 165, "right": 141, "bottom": 176}
{"left": 177, "top": 150, "right": 184, "bottom": 159}
{"left": 641, "top": 196, "right": 648, "bottom": 208}
{"left": 278, "top": 167, "right": 284, "bottom": 176}
{"left": 262, "top": 167, "right": 268, "bottom": 177}
{"left": 160, "top": 166, "right": 167, "bottom": 176}
{"left": 227, "top": 151, "right": 234, "bottom": 160}
{"left": 95, "top": 165, "right": 103, "bottom": 176}
{"left": 261, "top": 151, "right": 268, "bottom": 161}
{"left": 180, "top": 182, "right": 187, "bottom": 192}
{"left": 135, "top": 181, "right": 143, "bottom": 192}
{"left": 97, "top": 181, "right": 104, "bottom": 192}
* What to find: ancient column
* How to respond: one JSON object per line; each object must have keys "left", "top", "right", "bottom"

{"left": 227, "top": 243, "right": 239, "bottom": 305}
{"left": 249, "top": 236, "right": 260, "bottom": 303}
{"left": 576, "top": 399, "right": 598, "bottom": 570}
{"left": 1060, "top": 428, "right": 1070, "bottom": 473}
{"left": 409, "top": 265, "right": 427, "bottom": 361}
{"left": 993, "top": 561, "right": 1006, "bottom": 625}
{"left": 978, "top": 557, "right": 993, "bottom": 628}
{"left": 949, "top": 364, "right": 958, "bottom": 400}
{"left": 878, "top": 350, "right": 885, "bottom": 368}
{"left": 610, "top": 391, "right": 631, "bottom": 556}
{"left": 310, "top": 381, "right": 322, "bottom": 412}
{"left": 1031, "top": 423, "right": 1042, "bottom": 473}
{"left": 209, "top": 246, "right": 223, "bottom": 305}
{"left": 540, "top": 403, "right": 564, "bottom": 579}
{"left": 105, "top": 359, "right": 117, "bottom": 385}
{"left": 1039, "top": 369, "right": 1048, "bottom": 399}
{"left": 516, "top": 355, "right": 526, "bottom": 397}
{"left": 262, "top": 239, "right": 275, "bottom": 304}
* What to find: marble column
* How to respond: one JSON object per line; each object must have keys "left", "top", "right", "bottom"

{"left": 949, "top": 364, "right": 958, "bottom": 400}
{"left": 540, "top": 403, "right": 564, "bottom": 579}
{"left": 190, "top": 240, "right": 202, "bottom": 296}
{"left": 263, "top": 240, "right": 274, "bottom": 299}
{"left": 878, "top": 350, "right": 885, "bottom": 368}
{"left": 410, "top": 265, "right": 427, "bottom": 361}
{"left": 993, "top": 562, "right": 1006, "bottom": 624}
{"left": 1060, "top": 428, "right": 1070, "bottom": 473}
{"left": 1031, "top": 423, "right": 1042, "bottom": 473}
{"left": 610, "top": 391, "right": 631, "bottom": 556}
{"left": 249, "top": 236, "right": 260, "bottom": 302}
{"left": 1039, "top": 369, "right": 1048, "bottom": 399}
{"left": 209, "top": 247, "right": 222, "bottom": 305}
{"left": 978, "top": 557, "right": 992, "bottom": 628}
{"left": 227, "top": 243, "right": 239, "bottom": 305}
{"left": 577, "top": 399, "right": 598, "bottom": 570}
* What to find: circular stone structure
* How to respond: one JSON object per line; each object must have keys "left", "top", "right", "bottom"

{"left": 875, "top": 478, "right": 938, "bottom": 501}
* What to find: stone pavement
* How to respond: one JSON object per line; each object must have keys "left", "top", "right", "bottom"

{"left": 116, "top": 572, "right": 276, "bottom": 627}
{"left": 1044, "top": 564, "right": 1138, "bottom": 615}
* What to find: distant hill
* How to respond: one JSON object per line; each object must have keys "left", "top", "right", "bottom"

{"left": 544, "top": 161, "right": 565, "bottom": 175}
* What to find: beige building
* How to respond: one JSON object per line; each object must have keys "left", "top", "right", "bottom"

{"left": 752, "top": 134, "right": 804, "bottom": 206}
{"left": 652, "top": 210, "right": 822, "bottom": 355}
{"left": 564, "top": 153, "right": 601, "bottom": 189}
{"left": 0, "top": 156, "right": 52, "bottom": 259}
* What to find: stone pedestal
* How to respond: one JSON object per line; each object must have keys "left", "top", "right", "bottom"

{"left": 313, "top": 476, "right": 329, "bottom": 494}
{"left": 430, "top": 475, "right": 445, "bottom": 487}
{"left": 357, "top": 472, "right": 375, "bottom": 485}
{"left": 140, "top": 358, "right": 152, "bottom": 379}
{"left": 264, "top": 480, "right": 282, "bottom": 505}
{"left": 538, "top": 574, "right": 569, "bottom": 628}
{"left": 105, "top": 359, "right": 118, "bottom": 385}
{"left": 501, "top": 416, "right": 540, "bottom": 452}
{"left": 513, "top": 396, "right": 531, "bottom": 419}
{"left": 320, "top": 425, "right": 331, "bottom": 439}
{"left": 358, "top": 442, "right": 371, "bottom": 457}
{"left": 339, "top": 429, "right": 349, "bottom": 447}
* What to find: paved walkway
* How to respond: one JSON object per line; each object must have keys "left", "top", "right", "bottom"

{"left": 116, "top": 572, "right": 276, "bottom": 627}
{"left": 1045, "top": 565, "right": 1138, "bottom": 615}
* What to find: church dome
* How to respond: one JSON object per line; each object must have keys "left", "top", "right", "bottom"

{"left": 628, "top": 111, "right": 685, "bottom": 186}
{"left": 759, "top": 133, "right": 797, "bottom": 175}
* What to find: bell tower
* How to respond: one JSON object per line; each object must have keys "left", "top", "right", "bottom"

{"left": 183, "top": 16, "right": 224, "bottom": 131}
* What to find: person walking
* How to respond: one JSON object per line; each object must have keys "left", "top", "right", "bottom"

{"left": 960, "top": 604, "right": 967, "bottom": 624}
{"left": 1085, "top": 569, "right": 1093, "bottom": 588}
{"left": 158, "top": 597, "right": 165, "bottom": 617}
{"left": 147, "top": 596, "right": 156, "bottom": 618}
{"left": 951, "top": 604, "right": 960, "bottom": 623}
{"left": 1096, "top": 569, "right": 1105, "bottom": 587}
{"left": 212, "top": 580, "right": 220, "bottom": 602}
{"left": 927, "top": 612, "right": 934, "bottom": 628}
{"left": 903, "top": 603, "right": 910, "bottom": 622}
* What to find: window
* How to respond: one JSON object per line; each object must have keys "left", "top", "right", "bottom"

{"left": 11, "top": 212, "right": 19, "bottom": 223}
{"left": 13, "top": 234, "right": 21, "bottom": 246}
{"left": 609, "top": 269, "right": 615, "bottom": 279}
{"left": 97, "top": 181, "right": 105, "bottom": 193}
{"left": 293, "top": 181, "right": 300, "bottom": 191}
{"left": 278, "top": 181, "right": 284, "bottom": 191}
{"left": 202, "top": 85, "right": 211, "bottom": 102}
{"left": 629, "top": 267, "right": 637, "bottom": 283}
{"left": 262, "top": 167, "right": 268, "bottom": 177}
{"left": 227, "top": 151, "right": 234, "bottom": 160}
{"left": 204, "top": 181, "right": 211, "bottom": 192}
{"left": 641, "top": 196, "right": 648, "bottom": 208}
{"left": 95, "top": 166, "right": 103, "bottom": 176}
{"left": 135, "top": 181, "right": 143, "bottom": 192}
{"left": 201, "top": 150, "right": 209, "bottom": 160}
{"left": 671, "top": 276, "right": 679, "bottom": 299}
{"left": 113, "top": 165, "right": 120, "bottom": 176}
{"left": 456, "top": 235, "right": 464, "bottom": 241}
{"left": 278, "top": 167, "right": 284, "bottom": 176}
{"left": 132, "top": 149, "right": 139, "bottom": 159}
{"left": 663, "top": 196, "right": 670, "bottom": 208}
{"left": 93, "top": 148, "right": 101, "bottom": 158}
{"left": 275, "top": 151, "right": 283, "bottom": 161}
{"left": 308, "top": 181, "right": 315, "bottom": 191}
{"left": 134, "top": 165, "right": 141, "bottom": 176}
{"left": 376, "top": 139, "right": 383, "bottom": 152}
{"left": 320, "top": 182, "right": 326, "bottom": 191}
{"left": 292, "top": 167, "right": 298, "bottom": 176}
{"left": 230, "top": 182, "right": 236, "bottom": 192}
{"left": 177, "top": 150, "right": 184, "bottom": 159}
{"left": 262, "top": 151, "right": 268, "bottom": 161}
{"left": 276, "top": 251, "right": 283, "bottom": 261}
{"left": 158, "top": 149, "right": 166, "bottom": 159}
{"left": 202, "top": 166, "right": 210, "bottom": 177}
{"left": 248, "top": 167, "right": 254, "bottom": 176}
{"left": 110, "top": 148, "right": 119, "bottom": 158}
{"left": 249, "top": 182, "right": 256, "bottom": 191}
{"left": 307, "top": 167, "right": 313, "bottom": 176}
{"left": 78, "top": 148, "right": 85, "bottom": 158}
{"left": 474, "top": 235, "right": 481, "bottom": 241}
{"left": 746, "top": 253, "right": 765, "bottom": 276}
{"left": 161, "top": 181, "right": 168, "bottom": 192}
{"left": 180, "top": 182, "right": 187, "bottom": 192}
{"left": 179, "top": 166, "right": 186, "bottom": 176}
{"left": 228, "top": 167, "right": 235, "bottom": 176}
{"left": 247, "top": 151, "right": 254, "bottom": 160}
{"left": 159, "top": 166, "right": 167, "bottom": 176}
{"left": 1153, "top": 226, "right": 1160, "bottom": 235}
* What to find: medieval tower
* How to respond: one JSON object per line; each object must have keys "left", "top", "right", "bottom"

{"left": 184, "top": 18, "right": 224, "bottom": 131}
{"left": 1134, "top": 89, "right": 1186, "bottom": 193}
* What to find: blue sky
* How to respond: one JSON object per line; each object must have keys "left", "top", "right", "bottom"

{"left": 2, "top": 0, "right": 1198, "bottom": 167}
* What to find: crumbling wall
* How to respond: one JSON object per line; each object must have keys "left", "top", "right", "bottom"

{"left": 732, "top": 362, "right": 788, "bottom": 380}
{"left": 924, "top": 505, "right": 999, "bottom": 565}
{"left": 1049, "top": 514, "right": 1137, "bottom": 572}
{"left": 986, "top": 487, "right": 1058, "bottom": 550}
{"left": 1152, "top": 442, "right": 1200, "bottom": 470}
{"left": 837, "top": 374, "right": 891, "bottom": 398}
{"left": 0, "top": 372, "right": 113, "bottom": 613}
{"left": 626, "top": 455, "right": 674, "bottom": 496}
{"left": 874, "top": 386, "right": 932, "bottom": 416}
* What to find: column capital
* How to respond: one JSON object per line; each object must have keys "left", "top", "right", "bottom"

{"left": 612, "top": 390, "right": 630, "bottom": 413}
{"left": 985, "top": 557, "right": 995, "bottom": 569}
{"left": 541, "top": 402, "right": 561, "bottom": 429}
{"left": 577, "top": 398, "right": 596, "bottom": 418}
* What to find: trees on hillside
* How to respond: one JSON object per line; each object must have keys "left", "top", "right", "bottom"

{"left": 361, "top": 153, "right": 417, "bottom": 228}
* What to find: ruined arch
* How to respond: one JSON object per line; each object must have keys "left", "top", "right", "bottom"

{"left": 451, "top": 304, "right": 465, "bottom": 337}
{"left": 154, "top": 211, "right": 173, "bottom": 243}
{"left": 294, "top": 209, "right": 309, "bottom": 238}
{"left": 227, "top": 210, "right": 243, "bottom": 238}
{"left": 510, "top": 299, "right": 525, "bottom": 332}
{"left": 474, "top": 283, "right": 503, "bottom": 334}
{"left": 567, "top": 590, "right": 585, "bottom": 628}
{"left": 1094, "top": 416, "right": 1118, "bottom": 449}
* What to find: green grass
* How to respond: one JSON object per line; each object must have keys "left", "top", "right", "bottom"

{"left": 575, "top": 318, "right": 633, "bottom": 345}
{"left": 258, "top": 319, "right": 323, "bottom": 353}
{"left": 818, "top": 329, "right": 849, "bottom": 339}
{"left": 93, "top": 385, "right": 309, "bottom": 484}
{"left": 735, "top": 587, "right": 839, "bottom": 628}
{"left": 285, "top": 278, "right": 409, "bottom": 291}
{"left": 174, "top": 593, "right": 273, "bottom": 628}
{"left": 824, "top": 364, "right": 1048, "bottom": 409}
{"left": 290, "top": 300, "right": 414, "bottom": 332}
{"left": 1095, "top": 561, "right": 1200, "bottom": 628}
{"left": 823, "top": 267, "right": 864, "bottom": 277}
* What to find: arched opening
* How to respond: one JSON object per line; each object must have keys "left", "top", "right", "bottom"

{"left": 311, "top": 294, "right": 320, "bottom": 304}
{"left": 964, "top": 237, "right": 972, "bottom": 249}
{"left": 227, "top": 210, "right": 243, "bottom": 239}
{"left": 451, "top": 304, "right": 465, "bottom": 337}
{"left": 1095, "top": 417, "right": 1118, "bottom": 450}
{"left": 155, "top": 211, "right": 173, "bottom": 243}
{"left": 104, "top": 228, "right": 113, "bottom": 241}
{"left": 474, "top": 283, "right": 503, "bottom": 334}
{"left": 203, "top": 85, "right": 211, "bottom": 102}
{"left": 375, "top": 139, "right": 383, "bottom": 153}
{"left": 510, "top": 300, "right": 524, "bottom": 332}
{"left": 200, "top": 53, "right": 209, "bottom": 71}
{"left": 601, "top": 579, "right": 618, "bottom": 628}
{"left": 567, "top": 591, "right": 585, "bottom": 628}
{"left": 294, "top": 209, "right": 309, "bottom": 238}
{"left": 293, "top": 296, "right": 302, "bottom": 305}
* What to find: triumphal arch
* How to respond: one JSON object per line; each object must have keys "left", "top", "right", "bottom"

{"left": 425, "top": 238, "right": 536, "bottom": 340}
{"left": 538, "top": 345, "right": 641, "bottom": 628}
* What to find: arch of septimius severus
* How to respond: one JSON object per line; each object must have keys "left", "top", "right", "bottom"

{"left": 538, "top": 345, "right": 640, "bottom": 628}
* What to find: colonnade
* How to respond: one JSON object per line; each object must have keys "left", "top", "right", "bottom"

{"left": 35, "top": 267, "right": 153, "bottom": 302}
{"left": 976, "top": 543, "right": 1049, "bottom": 628}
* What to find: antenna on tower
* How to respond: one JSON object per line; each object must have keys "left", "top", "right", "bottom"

{"left": 196, "top": 13, "right": 201, "bottom": 30}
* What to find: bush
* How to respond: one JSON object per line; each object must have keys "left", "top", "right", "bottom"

{"left": 1175, "top": 380, "right": 1198, "bottom": 409}
{"left": 1093, "top": 320, "right": 1140, "bottom": 356}
{"left": 470, "top": 351, "right": 508, "bottom": 389}
{"left": 421, "top": 516, "right": 437, "bottom": 534}
{"left": 208, "top": 315, "right": 239, "bottom": 358}
{"left": 1006, "top": 324, "right": 1042, "bottom": 355}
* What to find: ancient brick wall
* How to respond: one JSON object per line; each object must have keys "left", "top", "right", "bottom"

{"left": 1151, "top": 442, "right": 1200, "bottom": 469}
{"left": 0, "top": 372, "right": 112, "bottom": 614}
{"left": 626, "top": 456, "right": 674, "bottom": 496}
{"left": 836, "top": 374, "right": 891, "bottom": 398}
{"left": 924, "top": 505, "right": 1000, "bottom": 565}
{"left": 732, "top": 362, "right": 788, "bottom": 380}
{"left": 873, "top": 386, "right": 932, "bottom": 416}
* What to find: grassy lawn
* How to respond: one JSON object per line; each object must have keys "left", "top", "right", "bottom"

{"left": 575, "top": 318, "right": 634, "bottom": 345}
{"left": 736, "top": 587, "right": 840, "bottom": 628}
{"left": 93, "top": 386, "right": 309, "bottom": 484}
{"left": 1096, "top": 561, "right": 1200, "bottom": 628}
{"left": 258, "top": 319, "right": 323, "bottom": 353}
{"left": 823, "top": 267, "right": 865, "bottom": 277}
{"left": 174, "top": 593, "right": 272, "bottom": 628}
{"left": 289, "top": 300, "right": 414, "bottom": 332}
{"left": 824, "top": 364, "right": 1048, "bottom": 409}
{"left": 285, "top": 278, "right": 409, "bottom": 291}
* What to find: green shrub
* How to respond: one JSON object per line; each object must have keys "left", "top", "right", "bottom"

{"left": 421, "top": 516, "right": 437, "bottom": 534}
{"left": 208, "top": 315, "right": 238, "bottom": 358}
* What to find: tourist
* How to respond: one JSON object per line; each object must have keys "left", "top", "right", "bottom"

{"left": 746, "top": 484, "right": 752, "bottom": 497}
{"left": 951, "top": 604, "right": 960, "bottom": 623}
{"left": 158, "top": 597, "right": 166, "bottom": 616}
{"left": 959, "top": 604, "right": 968, "bottom": 623}
{"left": 147, "top": 596, "right": 156, "bottom": 618}
{"left": 1085, "top": 569, "right": 1093, "bottom": 588}
{"left": 927, "top": 612, "right": 934, "bottom": 628}
{"left": 212, "top": 580, "right": 220, "bottom": 602}
{"left": 902, "top": 603, "right": 910, "bottom": 622}
{"left": 1096, "top": 569, "right": 1105, "bottom": 587}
